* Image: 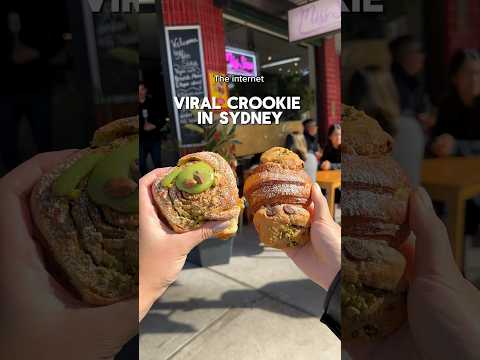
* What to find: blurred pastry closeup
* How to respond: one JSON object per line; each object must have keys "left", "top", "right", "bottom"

{"left": 31, "top": 118, "right": 140, "bottom": 305}
{"left": 341, "top": 105, "right": 412, "bottom": 341}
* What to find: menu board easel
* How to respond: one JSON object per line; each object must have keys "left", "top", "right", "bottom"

{"left": 165, "top": 26, "right": 208, "bottom": 147}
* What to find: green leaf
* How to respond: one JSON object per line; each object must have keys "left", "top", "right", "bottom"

{"left": 184, "top": 124, "right": 205, "bottom": 135}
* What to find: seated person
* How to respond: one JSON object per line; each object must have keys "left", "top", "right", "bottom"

{"left": 286, "top": 119, "right": 322, "bottom": 181}
{"left": 347, "top": 66, "right": 424, "bottom": 186}
{"left": 431, "top": 49, "right": 480, "bottom": 236}
{"left": 320, "top": 124, "right": 341, "bottom": 171}
{"left": 432, "top": 49, "right": 480, "bottom": 157}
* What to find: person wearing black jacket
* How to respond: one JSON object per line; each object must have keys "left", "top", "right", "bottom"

{"left": 320, "top": 124, "right": 341, "bottom": 171}
{"left": 0, "top": 3, "right": 65, "bottom": 170}
{"left": 432, "top": 49, "right": 480, "bottom": 156}
{"left": 390, "top": 35, "right": 435, "bottom": 131}
{"left": 139, "top": 82, "right": 165, "bottom": 175}
{"left": 286, "top": 119, "right": 322, "bottom": 181}
{"left": 431, "top": 49, "right": 480, "bottom": 235}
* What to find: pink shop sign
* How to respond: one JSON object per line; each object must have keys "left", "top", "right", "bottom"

{"left": 226, "top": 47, "right": 258, "bottom": 77}
{"left": 288, "top": 0, "right": 341, "bottom": 42}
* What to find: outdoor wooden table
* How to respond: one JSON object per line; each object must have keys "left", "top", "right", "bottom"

{"left": 316, "top": 170, "right": 341, "bottom": 217}
{"left": 421, "top": 156, "right": 480, "bottom": 270}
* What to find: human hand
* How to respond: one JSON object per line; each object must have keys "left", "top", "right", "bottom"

{"left": 417, "top": 113, "right": 436, "bottom": 129}
{"left": 285, "top": 183, "right": 341, "bottom": 290}
{"left": 143, "top": 121, "right": 156, "bottom": 132}
{"left": 139, "top": 168, "right": 231, "bottom": 321}
{"left": 0, "top": 152, "right": 136, "bottom": 360}
{"left": 12, "top": 43, "right": 40, "bottom": 64}
{"left": 321, "top": 160, "right": 332, "bottom": 171}
{"left": 432, "top": 133, "right": 456, "bottom": 157}
{"left": 347, "top": 188, "right": 480, "bottom": 360}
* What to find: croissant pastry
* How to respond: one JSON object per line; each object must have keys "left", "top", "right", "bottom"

{"left": 342, "top": 105, "right": 412, "bottom": 341}
{"left": 244, "top": 147, "right": 313, "bottom": 249}
{"left": 152, "top": 152, "right": 242, "bottom": 239}
{"left": 31, "top": 118, "right": 139, "bottom": 305}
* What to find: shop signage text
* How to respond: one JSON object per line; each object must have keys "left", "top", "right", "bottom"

{"left": 165, "top": 26, "right": 208, "bottom": 146}
{"left": 88, "top": 0, "right": 139, "bottom": 13}
{"left": 226, "top": 47, "right": 258, "bottom": 77}
{"left": 289, "top": 0, "right": 340, "bottom": 42}
{"left": 342, "top": 0, "right": 384, "bottom": 13}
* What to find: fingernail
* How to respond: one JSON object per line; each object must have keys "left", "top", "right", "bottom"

{"left": 213, "top": 221, "right": 231, "bottom": 232}
{"left": 417, "top": 187, "right": 434, "bottom": 211}
{"left": 314, "top": 183, "right": 321, "bottom": 191}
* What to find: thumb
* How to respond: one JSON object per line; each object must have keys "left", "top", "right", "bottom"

{"left": 311, "top": 183, "right": 333, "bottom": 223}
{"left": 70, "top": 300, "right": 137, "bottom": 358}
{"left": 409, "top": 187, "right": 460, "bottom": 279}
{"left": 177, "top": 220, "right": 232, "bottom": 252}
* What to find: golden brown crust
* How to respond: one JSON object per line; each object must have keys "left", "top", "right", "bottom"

{"left": 152, "top": 152, "right": 242, "bottom": 239}
{"left": 260, "top": 147, "right": 305, "bottom": 170}
{"left": 342, "top": 238, "right": 407, "bottom": 292}
{"left": 253, "top": 205, "right": 310, "bottom": 249}
{"left": 244, "top": 162, "right": 312, "bottom": 214}
{"left": 342, "top": 154, "right": 409, "bottom": 192}
{"left": 342, "top": 105, "right": 393, "bottom": 156}
{"left": 342, "top": 289, "right": 407, "bottom": 341}
{"left": 91, "top": 116, "right": 139, "bottom": 147}
{"left": 244, "top": 147, "right": 312, "bottom": 249}
{"left": 342, "top": 105, "right": 411, "bottom": 340}
{"left": 31, "top": 148, "right": 137, "bottom": 305}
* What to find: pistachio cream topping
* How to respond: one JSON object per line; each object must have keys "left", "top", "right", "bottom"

{"left": 53, "top": 152, "right": 105, "bottom": 197}
{"left": 161, "top": 167, "right": 182, "bottom": 188}
{"left": 87, "top": 137, "right": 139, "bottom": 213}
{"left": 162, "top": 161, "right": 214, "bottom": 194}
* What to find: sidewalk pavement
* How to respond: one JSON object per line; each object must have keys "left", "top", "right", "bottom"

{"left": 140, "top": 224, "right": 340, "bottom": 360}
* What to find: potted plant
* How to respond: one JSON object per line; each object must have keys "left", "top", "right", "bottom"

{"left": 184, "top": 120, "right": 242, "bottom": 267}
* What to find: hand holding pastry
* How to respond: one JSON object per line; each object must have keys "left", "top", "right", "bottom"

{"left": 151, "top": 151, "right": 242, "bottom": 239}
{"left": 30, "top": 117, "right": 140, "bottom": 305}
{"left": 139, "top": 168, "right": 231, "bottom": 321}
{"left": 342, "top": 106, "right": 412, "bottom": 341}
{"left": 432, "top": 133, "right": 456, "bottom": 157}
{"left": 285, "top": 183, "right": 341, "bottom": 290}
{"left": 0, "top": 152, "right": 136, "bottom": 359}
{"left": 347, "top": 188, "right": 480, "bottom": 360}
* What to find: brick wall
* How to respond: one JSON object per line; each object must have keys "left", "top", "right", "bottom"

{"left": 162, "top": 0, "right": 226, "bottom": 155}
{"left": 429, "top": 0, "right": 480, "bottom": 102}
{"left": 162, "top": 0, "right": 227, "bottom": 78}
{"left": 317, "top": 36, "right": 341, "bottom": 145}
{"left": 444, "top": 0, "right": 480, "bottom": 60}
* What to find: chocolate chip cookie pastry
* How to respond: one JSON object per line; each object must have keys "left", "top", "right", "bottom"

{"left": 244, "top": 147, "right": 313, "bottom": 249}
{"left": 342, "top": 105, "right": 411, "bottom": 340}
{"left": 152, "top": 152, "right": 243, "bottom": 239}
{"left": 31, "top": 117, "right": 139, "bottom": 305}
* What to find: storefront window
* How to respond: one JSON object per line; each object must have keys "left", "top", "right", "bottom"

{"left": 224, "top": 19, "right": 313, "bottom": 121}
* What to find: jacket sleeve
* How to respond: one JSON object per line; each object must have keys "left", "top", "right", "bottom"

{"left": 320, "top": 271, "right": 341, "bottom": 338}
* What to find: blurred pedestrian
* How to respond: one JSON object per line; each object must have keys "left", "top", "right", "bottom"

{"left": 348, "top": 66, "right": 425, "bottom": 186}
{"left": 0, "top": 5, "right": 64, "bottom": 170}
{"left": 320, "top": 124, "right": 341, "bottom": 171}
{"left": 432, "top": 49, "right": 480, "bottom": 157}
{"left": 390, "top": 35, "right": 436, "bottom": 131}
{"left": 139, "top": 81, "right": 164, "bottom": 175}
{"left": 286, "top": 119, "right": 322, "bottom": 181}
{"left": 431, "top": 49, "right": 480, "bottom": 236}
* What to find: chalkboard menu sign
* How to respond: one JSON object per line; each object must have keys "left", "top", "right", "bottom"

{"left": 92, "top": 3, "right": 139, "bottom": 98}
{"left": 165, "top": 26, "right": 208, "bottom": 146}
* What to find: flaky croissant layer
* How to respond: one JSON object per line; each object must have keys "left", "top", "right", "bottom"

{"left": 244, "top": 147, "right": 312, "bottom": 249}
{"left": 152, "top": 151, "right": 242, "bottom": 240}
